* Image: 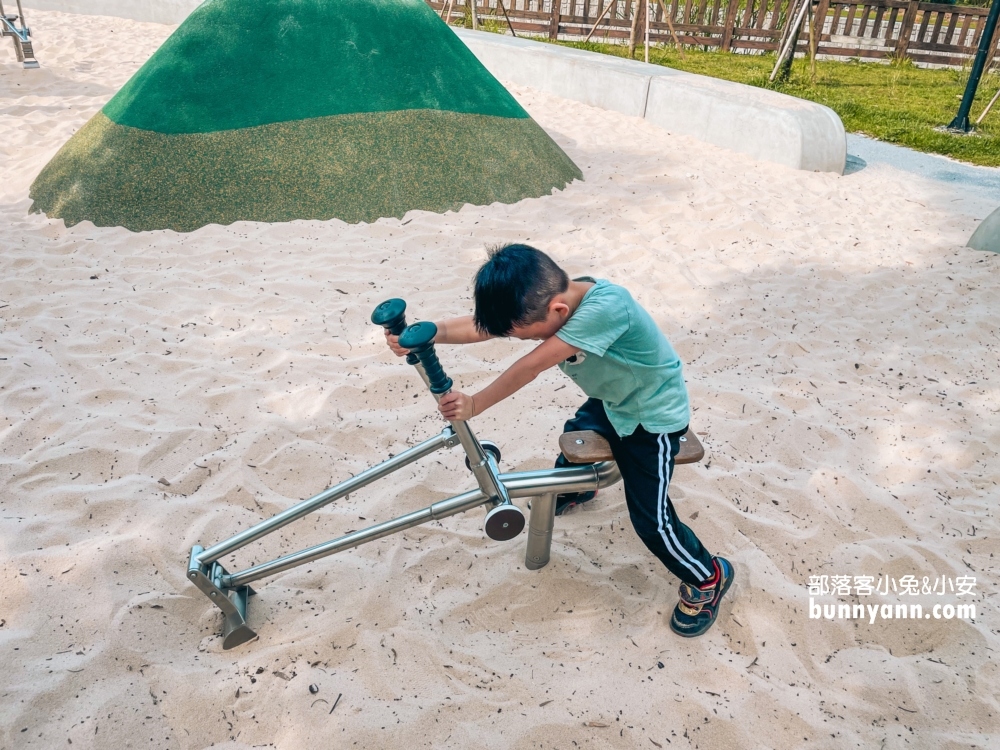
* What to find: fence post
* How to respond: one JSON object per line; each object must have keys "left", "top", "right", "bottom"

{"left": 812, "top": 0, "right": 831, "bottom": 37}
{"left": 629, "top": 0, "right": 647, "bottom": 57}
{"left": 989, "top": 9, "right": 1000, "bottom": 65}
{"left": 895, "top": 0, "right": 920, "bottom": 58}
{"left": 550, "top": 0, "right": 561, "bottom": 39}
{"left": 812, "top": 0, "right": 831, "bottom": 55}
{"left": 720, "top": 0, "right": 742, "bottom": 51}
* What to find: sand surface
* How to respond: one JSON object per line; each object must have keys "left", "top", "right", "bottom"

{"left": 1, "top": 10, "right": 998, "bottom": 749}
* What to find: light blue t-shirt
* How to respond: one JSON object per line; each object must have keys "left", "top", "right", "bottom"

{"left": 555, "top": 278, "right": 690, "bottom": 437}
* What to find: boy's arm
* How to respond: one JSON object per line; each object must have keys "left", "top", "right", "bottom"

{"left": 384, "top": 315, "right": 490, "bottom": 357}
{"left": 435, "top": 316, "right": 493, "bottom": 345}
{"left": 438, "top": 335, "right": 579, "bottom": 421}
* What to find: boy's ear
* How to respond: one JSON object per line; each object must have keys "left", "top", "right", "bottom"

{"left": 550, "top": 300, "right": 571, "bottom": 318}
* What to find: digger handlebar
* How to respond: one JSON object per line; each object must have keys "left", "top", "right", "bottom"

{"left": 370, "top": 298, "right": 408, "bottom": 335}
{"left": 372, "top": 298, "right": 420, "bottom": 366}
{"left": 398, "top": 321, "right": 453, "bottom": 395}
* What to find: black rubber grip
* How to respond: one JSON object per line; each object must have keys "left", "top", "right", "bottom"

{"left": 398, "top": 322, "right": 453, "bottom": 394}
{"left": 371, "top": 299, "right": 419, "bottom": 365}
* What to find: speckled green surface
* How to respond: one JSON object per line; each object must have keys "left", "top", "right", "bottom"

{"left": 30, "top": 0, "right": 583, "bottom": 231}
{"left": 29, "top": 110, "right": 582, "bottom": 233}
{"left": 103, "top": 0, "right": 528, "bottom": 134}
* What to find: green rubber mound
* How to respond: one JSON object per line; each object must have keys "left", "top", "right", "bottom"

{"left": 30, "top": 110, "right": 579, "bottom": 231}
{"left": 29, "top": 0, "right": 581, "bottom": 232}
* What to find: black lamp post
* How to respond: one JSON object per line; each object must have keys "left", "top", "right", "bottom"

{"left": 948, "top": 0, "right": 1000, "bottom": 132}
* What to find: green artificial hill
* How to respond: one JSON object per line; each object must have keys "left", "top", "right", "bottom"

{"left": 30, "top": 0, "right": 581, "bottom": 232}
{"left": 103, "top": 0, "right": 527, "bottom": 132}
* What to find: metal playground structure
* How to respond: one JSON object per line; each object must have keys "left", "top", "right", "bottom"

{"left": 187, "top": 300, "right": 704, "bottom": 649}
{"left": 1, "top": 0, "right": 38, "bottom": 68}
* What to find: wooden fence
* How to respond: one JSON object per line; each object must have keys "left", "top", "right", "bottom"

{"left": 816, "top": 2, "right": 998, "bottom": 67}
{"left": 425, "top": 0, "right": 1000, "bottom": 66}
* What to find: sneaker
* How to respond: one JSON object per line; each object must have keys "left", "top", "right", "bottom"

{"left": 555, "top": 490, "right": 597, "bottom": 516}
{"left": 669, "top": 557, "right": 734, "bottom": 637}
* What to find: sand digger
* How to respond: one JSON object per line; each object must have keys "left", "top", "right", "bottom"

{"left": 187, "top": 300, "right": 703, "bottom": 649}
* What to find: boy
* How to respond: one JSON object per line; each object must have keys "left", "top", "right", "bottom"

{"left": 385, "top": 244, "right": 733, "bottom": 637}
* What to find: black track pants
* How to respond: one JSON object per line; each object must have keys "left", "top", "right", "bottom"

{"left": 557, "top": 398, "right": 715, "bottom": 586}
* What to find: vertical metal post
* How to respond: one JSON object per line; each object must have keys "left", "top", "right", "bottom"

{"left": 949, "top": 0, "right": 1000, "bottom": 132}
{"left": 524, "top": 493, "right": 557, "bottom": 570}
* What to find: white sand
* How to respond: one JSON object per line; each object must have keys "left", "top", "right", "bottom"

{"left": 2, "top": 10, "right": 998, "bottom": 749}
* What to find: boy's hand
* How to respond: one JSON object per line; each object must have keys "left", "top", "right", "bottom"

{"left": 384, "top": 328, "right": 409, "bottom": 357}
{"left": 438, "top": 391, "right": 476, "bottom": 421}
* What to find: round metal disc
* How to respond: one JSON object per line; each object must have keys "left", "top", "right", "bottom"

{"left": 484, "top": 504, "right": 525, "bottom": 541}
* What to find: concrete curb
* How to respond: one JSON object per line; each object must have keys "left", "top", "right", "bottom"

{"left": 23, "top": 2, "right": 846, "bottom": 173}
{"left": 24, "top": 0, "right": 202, "bottom": 25}
{"left": 456, "top": 30, "right": 656, "bottom": 119}
{"left": 454, "top": 29, "right": 846, "bottom": 173}
{"left": 968, "top": 205, "right": 1000, "bottom": 253}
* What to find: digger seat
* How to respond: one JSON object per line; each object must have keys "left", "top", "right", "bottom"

{"left": 559, "top": 429, "right": 705, "bottom": 465}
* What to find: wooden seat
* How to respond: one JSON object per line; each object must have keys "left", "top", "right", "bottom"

{"left": 559, "top": 429, "right": 705, "bottom": 465}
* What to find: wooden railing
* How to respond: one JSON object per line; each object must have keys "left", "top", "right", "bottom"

{"left": 815, "top": 1, "right": 998, "bottom": 67}
{"left": 426, "top": 0, "right": 1000, "bottom": 66}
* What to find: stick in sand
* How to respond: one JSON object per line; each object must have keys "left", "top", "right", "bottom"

{"left": 329, "top": 693, "right": 342, "bottom": 715}
{"left": 585, "top": 0, "right": 619, "bottom": 43}
{"left": 663, "top": 4, "right": 685, "bottom": 59}
{"left": 976, "top": 84, "right": 1000, "bottom": 124}
{"left": 497, "top": 0, "right": 518, "bottom": 37}
{"left": 645, "top": 0, "right": 650, "bottom": 63}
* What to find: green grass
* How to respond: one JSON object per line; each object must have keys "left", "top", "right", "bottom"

{"left": 551, "top": 40, "right": 1000, "bottom": 168}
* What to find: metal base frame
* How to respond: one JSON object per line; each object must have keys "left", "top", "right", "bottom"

{"left": 186, "top": 300, "right": 623, "bottom": 648}
{"left": 188, "top": 444, "right": 621, "bottom": 648}
{"left": 525, "top": 493, "right": 558, "bottom": 570}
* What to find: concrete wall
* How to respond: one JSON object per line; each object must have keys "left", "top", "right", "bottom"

{"left": 455, "top": 30, "right": 846, "bottom": 174}
{"left": 24, "top": 2, "right": 846, "bottom": 173}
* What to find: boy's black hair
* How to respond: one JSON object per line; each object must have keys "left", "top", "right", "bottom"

{"left": 473, "top": 244, "right": 569, "bottom": 336}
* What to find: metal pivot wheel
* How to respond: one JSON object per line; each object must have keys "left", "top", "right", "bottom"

{"left": 465, "top": 440, "right": 501, "bottom": 471}
{"left": 483, "top": 503, "right": 525, "bottom": 541}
